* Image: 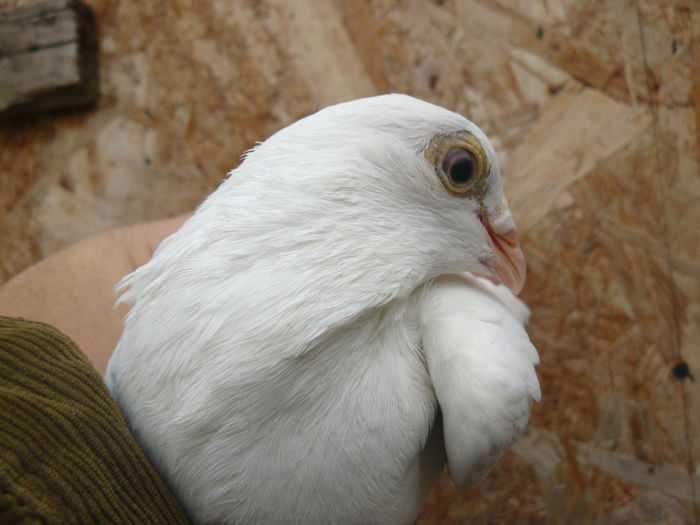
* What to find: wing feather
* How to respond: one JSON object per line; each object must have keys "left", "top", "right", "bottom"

{"left": 419, "top": 273, "right": 540, "bottom": 488}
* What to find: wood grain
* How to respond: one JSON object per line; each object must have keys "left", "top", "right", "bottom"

{"left": 0, "top": 0, "right": 97, "bottom": 118}
{"left": 0, "top": 0, "right": 697, "bottom": 522}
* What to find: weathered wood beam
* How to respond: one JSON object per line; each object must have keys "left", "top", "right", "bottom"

{"left": 0, "top": 0, "right": 98, "bottom": 119}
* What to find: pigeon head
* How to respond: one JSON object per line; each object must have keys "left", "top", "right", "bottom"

{"left": 212, "top": 94, "right": 524, "bottom": 299}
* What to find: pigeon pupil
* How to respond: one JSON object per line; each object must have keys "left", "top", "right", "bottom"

{"left": 450, "top": 157, "right": 473, "bottom": 185}
{"left": 443, "top": 148, "right": 475, "bottom": 186}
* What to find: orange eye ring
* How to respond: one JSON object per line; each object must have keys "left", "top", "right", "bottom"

{"left": 425, "top": 134, "right": 488, "bottom": 197}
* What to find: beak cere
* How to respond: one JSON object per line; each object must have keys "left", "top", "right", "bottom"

{"left": 479, "top": 207, "right": 527, "bottom": 294}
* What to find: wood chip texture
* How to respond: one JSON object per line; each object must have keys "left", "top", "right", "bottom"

{"left": 0, "top": 0, "right": 698, "bottom": 523}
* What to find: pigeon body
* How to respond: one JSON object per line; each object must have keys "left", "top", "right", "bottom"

{"left": 106, "top": 94, "right": 540, "bottom": 524}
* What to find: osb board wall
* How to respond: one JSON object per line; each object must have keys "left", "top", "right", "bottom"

{"left": 1, "top": 0, "right": 698, "bottom": 522}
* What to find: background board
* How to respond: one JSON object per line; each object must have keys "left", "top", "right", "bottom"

{"left": 1, "top": 0, "right": 698, "bottom": 522}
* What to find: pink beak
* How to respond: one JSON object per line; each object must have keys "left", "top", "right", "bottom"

{"left": 478, "top": 206, "right": 527, "bottom": 294}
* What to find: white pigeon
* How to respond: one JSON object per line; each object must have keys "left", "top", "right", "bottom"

{"left": 106, "top": 94, "right": 540, "bottom": 524}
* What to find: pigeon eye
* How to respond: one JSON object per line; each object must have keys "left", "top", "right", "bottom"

{"left": 426, "top": 133, "right": 488, "bottom": 197}
{"left": 442, "top": 148, "right": 476, "bottom": 187}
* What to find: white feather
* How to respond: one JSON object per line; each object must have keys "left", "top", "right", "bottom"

{"left": 106, "top": 94, "right": 540, "bottom": 524}
{"left": 420, "top": 273, "right": 540, "bottom": 488}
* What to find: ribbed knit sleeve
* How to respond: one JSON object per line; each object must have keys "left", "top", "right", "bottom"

{"left": 0, "top": 316, "right": 190, "bottom": 524}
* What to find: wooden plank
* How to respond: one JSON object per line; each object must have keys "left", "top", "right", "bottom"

{"left": 0, "top": 0, "right": 98, "bottom": 119}
{"left": 0, "top": 5, "right": 78, "bottom": 55}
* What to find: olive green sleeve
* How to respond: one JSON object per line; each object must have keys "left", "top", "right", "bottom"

{"left": 0, "top": 316, "right": 190, "bottom": 524}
